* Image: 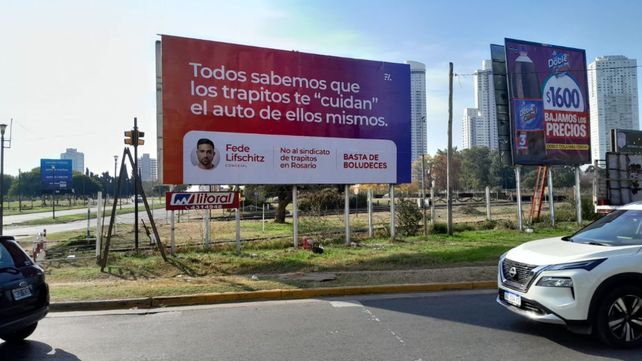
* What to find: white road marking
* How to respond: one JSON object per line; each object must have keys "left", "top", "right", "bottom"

{"left": 329, "top": 300, "right": 363, "bottom": 308}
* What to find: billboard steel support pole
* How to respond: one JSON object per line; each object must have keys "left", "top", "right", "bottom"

{"left": 486, "top": 186, "right": 492, "bottom": 221}
{"left": 390, "top": 185, "right": 396, "bottom": 240}
{"left": 576, "top": 166, "right": 582, "bottom": 225}
{"left": 345, "top": 184, "right": 350, "bottom": 245}
{"left": 96, "top": 191, "right": 102, "bottom": 259}
{"left": 515, "top": 166, "right": 523, "bottom": 231}
{"left": 430, "top": 181, "right": 435, "bottom": 225}
{"left": 235, "top": 207, "right": 241, "bottom": 256}
{"left": 548, "top": 167, "right": 555, "bottom": 227}
{"left": 367, "top": 188, "right": 373, "bottom": 238}
{"left": 170, "top": 193, "right": 176, "bottom": 256}
{"left": 204, "top": 185, "right": 211, "bottom": 251}
{"left": 204, "top": 209, "right": 210, "bottom": 251}
{"left": 292, "top": 185, "right": 298, "bottom": 248}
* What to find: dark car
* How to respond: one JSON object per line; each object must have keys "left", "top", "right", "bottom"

{"left": 0, "top": 236, "right": 49, "bottom": 342}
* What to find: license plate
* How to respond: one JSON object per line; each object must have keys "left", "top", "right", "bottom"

{"left": 504, "top": 291, "right": 521, "bottom": 307}
{"left": 12, "top": 286, "right": 32, "bottom": 301}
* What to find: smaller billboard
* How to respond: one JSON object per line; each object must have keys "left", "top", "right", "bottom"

{"left": 611, "top": 129, "right": 642, "bottom": 154}
{"left": 165, "top": 191, "right": 240, "bottom": 210}
{"left": 41, "top": 159, "right": 73, "bottom": 191}
{"left": 504, "top": 38, "right": 590, "bottom": 166}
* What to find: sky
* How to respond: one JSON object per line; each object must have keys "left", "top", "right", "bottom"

{"left": 1, "top": 0, "right": 641, "bottom": 178}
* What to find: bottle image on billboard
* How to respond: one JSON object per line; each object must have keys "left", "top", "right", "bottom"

{"left": 511, "top": 50, "right": 541, "bottom": 99}
{"left": 510, "top": 48, "right": 545, "bottom": 163}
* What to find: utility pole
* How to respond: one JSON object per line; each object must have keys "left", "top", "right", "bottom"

{"left": 421, "top": 116, "right": 427, "bottom": 237}
{"left": 447, "top": 62, "right": 453, "bottom": 235}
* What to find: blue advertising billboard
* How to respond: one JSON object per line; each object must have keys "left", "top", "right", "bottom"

{"left": 504, "top": 38, "right": 590, "bottom": 166}
{"left": 41, "top": 159, "right": 73, "bottom": 191}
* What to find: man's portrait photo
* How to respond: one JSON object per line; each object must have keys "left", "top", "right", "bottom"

{"left": 195, "top": 138, "right": 218, "bottom": 170}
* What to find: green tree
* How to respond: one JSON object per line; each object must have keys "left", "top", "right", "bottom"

{"left": 427, "top": 148, "right": 462, "bottom": 192}
{"left": 8, "top": 168, "right": 41, "bottom": 198}
{"left": 459, "top": 147, "right": 492, "bottom": 190}
{"left": 72, "top": 172, "right": 103, "bottom": 197}
{"left": 489, "top": 149, "right": 515, "bottom": 189}
{"left": 0, "top": 174, "right": 14, "bottom": 198}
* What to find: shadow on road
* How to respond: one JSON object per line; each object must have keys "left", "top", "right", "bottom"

{"left": 0, "top": 340, "right": 80, "bottom": 361}
{"left": 361, "top": 291, "right": 640, "bottom": 360}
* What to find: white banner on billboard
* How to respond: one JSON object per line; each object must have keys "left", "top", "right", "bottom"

{"left": 183, "top": 131, "right": 396, "bottom": 185}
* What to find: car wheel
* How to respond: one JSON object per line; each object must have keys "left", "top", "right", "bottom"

{"left": 595, "top": 286, "right": 642, "bottom": 348}
{"left": 0, "top": 322, "right": 38, "bottom": 342}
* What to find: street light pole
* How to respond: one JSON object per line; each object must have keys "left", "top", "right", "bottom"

{"left": 0, "top": 124, "right": 6, "bottom": 236}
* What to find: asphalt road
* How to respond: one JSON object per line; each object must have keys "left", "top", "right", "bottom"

{"left": 3, "top": 208, "right": 170, "bottom": 238}
{"left": 1, "top": 290, "right": 638, "bottom": 361}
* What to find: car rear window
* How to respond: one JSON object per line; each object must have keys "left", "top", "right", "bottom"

{"left": 0, "top": 240, "right": 31, "bottom": 268}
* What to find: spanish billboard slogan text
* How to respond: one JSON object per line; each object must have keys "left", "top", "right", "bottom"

{"left": 161, "top": 35, "right": 411, "bottom": 185}
{"left": 188, "top": 64, "right": 388, "bottom": 128}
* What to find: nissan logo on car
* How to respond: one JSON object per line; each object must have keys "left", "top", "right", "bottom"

{"left": 508, "top": 267, "right": 517, "bottom": 279}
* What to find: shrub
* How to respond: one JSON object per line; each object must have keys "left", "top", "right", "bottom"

{"left": 551, "top": 203, "right": 576, "bottom": 222}
{"left": 429, "top": 222, "right": 448, "bottom": 234}
{"left": 396, "top": 199, "right": 422, "bottom": 236}
{"left": 581, "top": 196, "right": 600, "bottom": 221}
{"left": 299, "top": 188, "right": 342, "bottom": 212}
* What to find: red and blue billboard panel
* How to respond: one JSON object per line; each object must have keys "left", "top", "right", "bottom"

{"left": 505, "top": 38, "right": 590, "bottom": 165}
{"left": 160, "top": 35, "right": 411, "bottom": 185}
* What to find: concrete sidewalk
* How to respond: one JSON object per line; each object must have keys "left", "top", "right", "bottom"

{"left": 50, "top": 265, "right": 498, "bottom": 312}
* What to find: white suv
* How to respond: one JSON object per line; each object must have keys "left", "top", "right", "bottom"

{"left": 497, "top": 202, "right": 642, "bottom": 347}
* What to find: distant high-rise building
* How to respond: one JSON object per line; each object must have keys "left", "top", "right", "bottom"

{"left": 589, "top": 55, "right": 639, "bottom": 161}
{"left": 407, "top": 61, "right": 427, "bottom": 164}
{"left": 462, "top": 108, "right": 481, "bottom": 149}
{"left": 462, "top": 61, "right": 498, "bottom": 150}
{"left": 138, "top": 153, "right": 158, "bottom": 182}
{"left": 60, "top": 148, "right": 84, "bottom": 173}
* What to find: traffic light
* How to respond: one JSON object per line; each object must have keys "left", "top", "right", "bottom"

{"left": 124, "top": 130, "right": 145, "bottom": 145}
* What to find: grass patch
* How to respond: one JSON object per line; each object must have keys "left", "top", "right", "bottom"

{"left": 43, "top": 222, "right": 580, "bottom": 302}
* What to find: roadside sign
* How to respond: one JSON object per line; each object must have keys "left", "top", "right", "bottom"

{"left": 165, "top": 191, "right": 240, "bottom": 210}
{"left": 40, "top": 159, "right": 73, "bottom": 191}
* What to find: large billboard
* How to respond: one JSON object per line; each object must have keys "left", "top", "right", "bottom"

{"left": 505, "top": 38, "right": 590, "bottom": 165}
{"left": 159, "top": 35, "right": 411, "bottom": 185}
{"left": 40, "top": 159, "right": 73, "bottom": 191}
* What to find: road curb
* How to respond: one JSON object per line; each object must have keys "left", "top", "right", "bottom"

{"left": 50, "top": 280, "right": 497, "bottom": 312}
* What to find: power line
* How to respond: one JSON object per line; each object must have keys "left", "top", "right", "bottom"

{"left": 454, "top": 64, "right": 642, "bottom": 78}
